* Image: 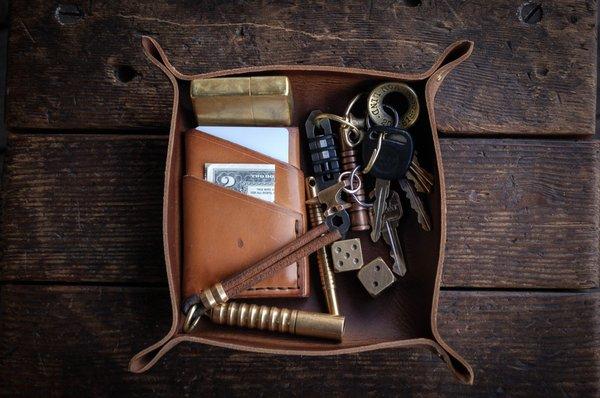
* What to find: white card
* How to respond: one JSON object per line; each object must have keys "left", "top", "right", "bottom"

{"left": 196, "top": 126, "right": 289, "bottom": 163}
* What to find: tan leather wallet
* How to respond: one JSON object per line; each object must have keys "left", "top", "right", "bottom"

{"left": 129, "top": 36, "right": 476, "bottom": 385}
{"left": 183, "top": 129, "right": 309, "bottom": 298}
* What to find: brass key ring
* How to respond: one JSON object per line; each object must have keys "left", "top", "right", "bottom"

{"left": 314, "top": 112, "right": 364, "bottom": 148}
{"left": 313, "top": 113, "right": 360, "bottom": 133}
{"left": 183, "top": 303, "right": 202, "bottom": 333}
{"left": 363, "top": 131, "right": 386, "bottom": 174}
{"left": 367, "top": 82, "right": 420, "bottom": 128}
{"left": 342, "top": 93, "right": 367, "bottom": 147}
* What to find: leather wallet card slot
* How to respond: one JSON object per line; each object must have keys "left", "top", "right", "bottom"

{"left": 183, "top": 175, "right": 308, "bottom": 298}
{"left": 186, "top": 128, "right": 305, "bottom": 213}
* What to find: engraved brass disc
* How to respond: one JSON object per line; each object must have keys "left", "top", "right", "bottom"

{"left": 367, "top": 82, "right": 420, "bottom": 128}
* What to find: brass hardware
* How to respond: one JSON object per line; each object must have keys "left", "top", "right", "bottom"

{"left": 305, "top": 176, "right": 340, "bottom": 315}
{"left": 331, "top": 238, "right": 364, "bottom": 272}
{"left": 362, "top": 129, "right": 385, "bottom": 174}
{"left": 191, "top": 76, "right": 293, "bottom": 126}
{"left": 183, "top": 283, "right": 229, "bottom": 333}
{"left": 313, "top": 113, "right": 363, "bottom": 146}
{"left": 182, "top": 303, "right": 204, "bottom": 334}
{"left": 337, "top": 94, "right": 371, "bottom": 231}
{"left": 305, "top": 180, "right": 351, "bottom": 217}
{"left": 209, "top": 302, "right": 345, "bottom": 341}
{"left": 358, "top": 257, "right": 396, "bottom": 297}
{"left": 367, "top": 82, "right": 419, "bottom": 128}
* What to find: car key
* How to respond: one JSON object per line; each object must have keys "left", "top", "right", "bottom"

{"left": 381, "top": 191, "right": 407, "bottom": 276}
{"left": 384, "top": 131, "right": 432, "bottom": 231}
{"left": 362, "top": 126, "right": 414, "bottom": 242}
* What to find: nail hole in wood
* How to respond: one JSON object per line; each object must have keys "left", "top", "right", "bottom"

{"left": 537, "top": 67, "right": 549, "bottom": 77}
{"left": 114, "top": 65, "right": 138, "bottom": 83}
{"left": 518, "top": 2, "right": 543, "bottom": 25}
{"left": 55, "top": 4, "right": 84, "bottom": 25}
{"left": 403, "top": 0, "right": 421, "bottom": 6}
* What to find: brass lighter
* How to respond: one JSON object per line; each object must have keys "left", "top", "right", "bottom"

{"left": 209, "top": 302, "right": 345, "bottom": 341}
{"left": 191, "top": 76, "right": 293, "bottom": 126}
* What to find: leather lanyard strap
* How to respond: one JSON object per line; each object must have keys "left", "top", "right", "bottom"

{"left": 224, "top": 225, "right": 341, "bottom": 298}
{"left": 183, "top": 213, "right": 349, "bottom": 333}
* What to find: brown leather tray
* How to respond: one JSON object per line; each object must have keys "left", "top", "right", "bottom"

{"left": 129, "top": 36, "right": 475, "bottom": 384}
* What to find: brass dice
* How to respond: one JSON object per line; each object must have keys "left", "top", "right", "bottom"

{"left": 358, "top": 257, "right": 396, "bottom": 297}
{"left": 331, "top": 238, "right": 364, "bottom": 272}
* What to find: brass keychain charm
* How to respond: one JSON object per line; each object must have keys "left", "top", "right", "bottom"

{"left": 367, "top": 82, "right": 420, "bottom": 128}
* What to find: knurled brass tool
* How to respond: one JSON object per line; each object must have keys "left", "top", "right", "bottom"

{"left": 209, "top": 302, "right": 345, "bottom": 341}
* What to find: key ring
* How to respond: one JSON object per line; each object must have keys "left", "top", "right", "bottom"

{"left": 338, "top": 166, "right": 374, "bottom": 208}
{"left": 342, "top": 93, "right": 367, "bottom": 147}
{"left": 338, "top": 169, "right": 362, "bottom": 195}
{"left": 313, "top": 113, "right": 361, "bottom": 135}
{"left": 314, "top": 112, "right": 364, "bottom": 148}
{"left": 183, "top": 303, "right": 202, "bottom": 333}
{"left": 363, "top": 131, "right": 386, "bottom": 174}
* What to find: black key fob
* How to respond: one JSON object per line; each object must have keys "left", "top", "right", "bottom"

{"left": 362, "top": 126, "right": 414, "bottom": 180}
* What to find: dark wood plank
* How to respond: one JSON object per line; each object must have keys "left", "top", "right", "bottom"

{"left": 6, "top": 0, "right": 596, "bottom": 135}
{"left": 1, "top": 134, "right": 597, "bottom": 289}
{"left": 442, "top": 139, "right": 600, "bottom": 288}
{"left": 0, "top": 134, "right": 166, "bottom": 283}
{"left": 0, "top": 285, "right": 597, "bottom": 396}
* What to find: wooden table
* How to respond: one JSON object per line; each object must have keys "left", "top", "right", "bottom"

{"left": 1, "top": 1, "right": 598, "bottom": 396}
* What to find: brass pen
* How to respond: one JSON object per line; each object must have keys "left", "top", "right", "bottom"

{"left": 305, "top": 176, "right": 340, "bottom": 315}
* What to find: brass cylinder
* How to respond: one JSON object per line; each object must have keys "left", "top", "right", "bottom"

{"left": 305, "top": 176, "right": 340, "bottom": 316}
{"left": 190, "top": 76, "right": 293, "bottom": 126}
{"left": 210, "top": 302, "right": 345, "bottom": 341}
{"left": 339, "top": 133, "right": 370, "bottom": 231}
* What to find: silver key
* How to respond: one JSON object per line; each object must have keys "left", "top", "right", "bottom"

{"left": 381, "top": 191, "right": 407, "bottom": 276}
{"left": 406, "top": 169, "right": 427, "bottom": 193}
{"left": 399, "top": 178, "right": 431, "bottom": 231}
{"left": 370, "top": 178, "right": 390, "bottom": 242}
{"left": 383, "top": 218, "right": 407, "bottom": 276}
{"left": 408, "top": 155, "right": 433, "bottom": 193}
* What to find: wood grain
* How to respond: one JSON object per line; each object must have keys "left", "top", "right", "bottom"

{"left": 5, "top": 0, "right": 597, "bottom": 135}
{"left": 442, "top": 139, "right": 600, "bottom": 288}
{"left": 0, "top": 134, "right": 166, "bottom": 283}
{"left": 0, "top": 285, "right": 597, "bottom": 397}
{"left": 1, "top": 134, "right": 597, "bottom": 289}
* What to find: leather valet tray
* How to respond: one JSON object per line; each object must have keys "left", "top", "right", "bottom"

{"left": 129, "top": 36, "right": 475, "bottom": 384}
